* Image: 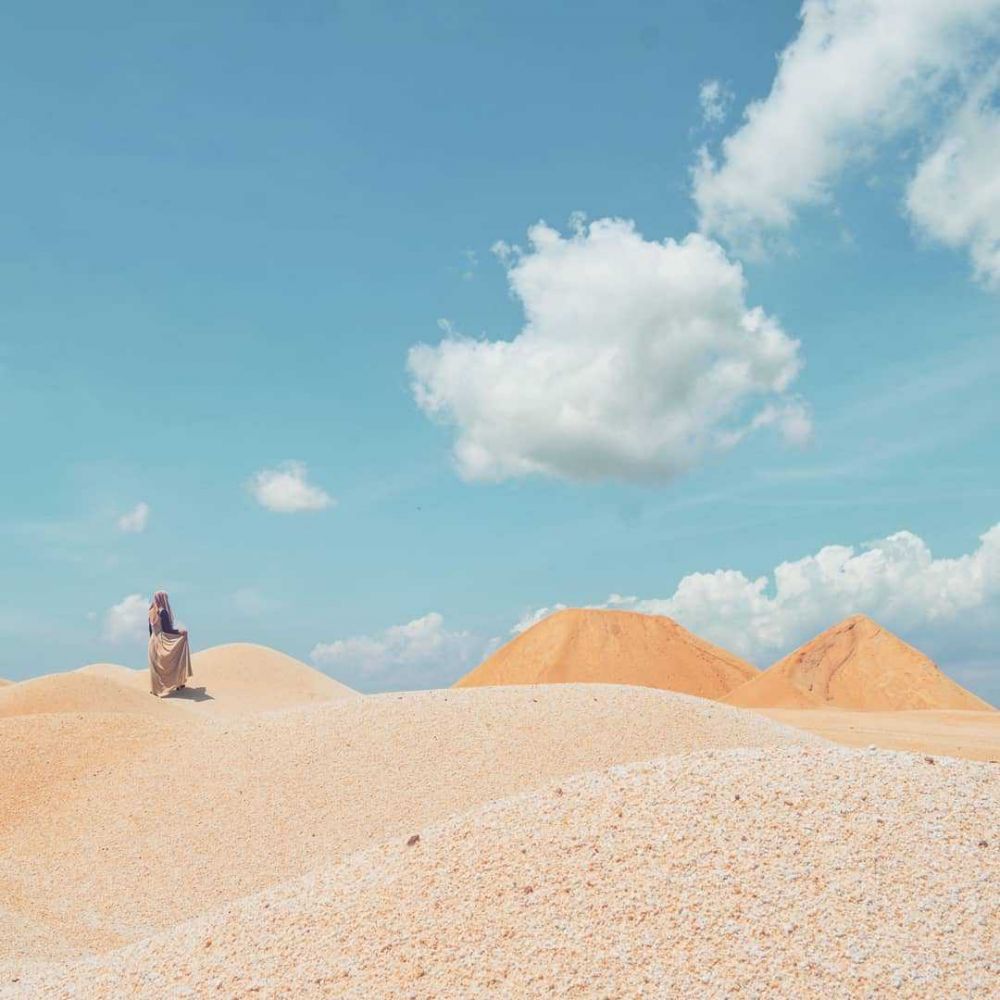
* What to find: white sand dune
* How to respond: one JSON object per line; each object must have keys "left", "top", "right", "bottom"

{"left": 0, "top": 684, "right": 817, "bottom": 964}
{"left": 10, "top": 745, "right": 995, "bottom": 999}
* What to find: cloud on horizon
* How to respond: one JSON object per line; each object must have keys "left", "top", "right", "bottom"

{"left": 409, "top": 217, "right": 809, "bottom": 484}
{"left": 103, "top": 593, "right": 148, "bottom": 643}
{"left": 311, "top": 612, "right": 494, "bottom": 691}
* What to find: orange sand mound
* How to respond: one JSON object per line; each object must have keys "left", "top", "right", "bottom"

{"left": 0, "top": 685, "right": 816, "bottom": 963}
{"left": 456, "top": 607, "right": 757, "bottom": 699}
{"left": 13, "top": 745, "right": 995, "bottom": 999}
{"left": 724, "top": 614, "right": 993, "bottom": 711}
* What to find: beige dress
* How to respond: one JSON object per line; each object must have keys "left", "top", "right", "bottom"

{"left": 148, "top": 611, "right": 192, "bottom": 697}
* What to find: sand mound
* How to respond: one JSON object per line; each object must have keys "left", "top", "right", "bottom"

{"left": 0, "top": 685, "right": 815, "bottom": 962}
{"left": 725, "top": 615, "right": 993, "bottom": 711}
{"left": 456, "top": 608, "right": 758, "bottom": 699}
{"left": 189, "top": 642, "right": 356, "bottom": 713}
{"left": 0, "top": 646, "right": 357, "bottom": 721}
{"left": 0, "top": 679, "right": 11, "bottom": 687}
{"left": 14, "top": 745, "right": 995, "bottom": 999}
{"left": 0, "top": 670, "right": 165, "bottom": 719}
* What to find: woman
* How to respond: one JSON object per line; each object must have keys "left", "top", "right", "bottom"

{"left": 148, "top": 591, "right": 192, "bottom": 697}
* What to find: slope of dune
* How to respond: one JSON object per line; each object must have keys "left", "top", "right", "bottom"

{"left": 456, "top": 608, "right": 758, "bottom": 699}
{"left": 725, "top": 614, "right": 993, "bottom": 711}
{"left": 0, "top": 670, "right": 166, "bottom": 719}
{"left": 189, "top": 642, "right": 357, "bottom": 713}
{"left": 12, "top": 745, "right": 995, "bottom": 999}
{"left": 762, "top": 707, "right": 1000, "bottom": 761}
{"left": 0, "top": 684, "right": 817, "bottom": 963}
{"left": 1, "top": 646, "right": 358, "bottom": 721}
{"left": 0, "top": 678, "right": 11, "bottom": 687}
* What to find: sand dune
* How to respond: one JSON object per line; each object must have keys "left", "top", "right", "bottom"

{"left": 763, "top": 707, "right": 1000, "bottom": 761}
{"left": 0, "top": 644, "right": 357, "bottom": 721}
{"left": 11, "top": 745, "right": 995, "bottom": 999}
{"left": 457, "top": 607, "right": 758, "bottom": 699}
{"left": 725, "top": 614, "right": 993, "bottom": 711}
{"left": 0, "top": 684, "right": 816, "bottom": 964}
{"left": 0, "top": 670, "right": 167, "bottom": 720}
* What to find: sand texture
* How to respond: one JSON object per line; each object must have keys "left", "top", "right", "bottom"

{"left": 457, "top": 607, "right": 758, "bottom": 698}
{"left": 0, "top": 684, "right": 816, "bottom": 965}
{"left": 8, "top": 745, "right": 996, "bottom": 999}
{"left": 725, "top": 614, "right": 993, "bottom": 711}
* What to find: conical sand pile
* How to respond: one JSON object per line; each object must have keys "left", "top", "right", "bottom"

{"left": 725, "top": 615, "right": 993, "bottom": 711}
{"left": 456, "top": 608, "right": 758, "bottom": 699}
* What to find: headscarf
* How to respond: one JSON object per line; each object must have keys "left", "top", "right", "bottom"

{"left": 149, "top": 591, "right": 175, "bottom": 630}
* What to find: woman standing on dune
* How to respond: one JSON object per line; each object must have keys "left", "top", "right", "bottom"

{"left": 148, "top": 591, "right": 192, "bottom": 697}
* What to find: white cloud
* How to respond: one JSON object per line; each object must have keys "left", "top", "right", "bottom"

{"left": 408, "top": 217, "right": 807, "bottom": 483}
{"left": 693, "top": 0, "right": 999, "bottom": 255}
{"left": 699, "top": 79, "right": 733, "bottom": 125}
{"left": 546, "top": 523, "right": 1000, "bottom": 672}
{"left": 103, "top": 593, "right": 148, "bottom": 643}
{"left": 248, "top": 461, "right": 334, "bottom": 513}
{"left": 117, "top": 502, "right": 150, "bottom": 533}
{"left": 511, "top": 603, "right": 568, "bottom": 634}
{"left": 311, "top": 612, "right": 488, "bottom": 691}
{"left": 906, "top": 78, "right": 1000, "bottom": 287}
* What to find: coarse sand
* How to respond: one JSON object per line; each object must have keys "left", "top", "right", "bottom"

{"left": 725, "top": 615, "right": 993, "bottom": 711}
{"left": 457, "top": 607, "right": 758, "bottom": 698}
{"left": 0, "top": 685, "right": 818, "bottom": 964}
{"left": 7, "top": 745, "right": 996, "bottom": 999}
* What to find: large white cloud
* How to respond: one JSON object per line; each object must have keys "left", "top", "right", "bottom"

{"left": 311, "top": 612, "right": 491, "bottom": 691}
{"left": 906, "top": 79, "right": 1000, "bottom": 288}
{"left": 408, "top": 217, "right": 808, "bottom": 483}
{"left": 103, "top": 593, "right": 148, "bottom": 643}
{"left": 693, "top": 0, "right": 999, "bottom": 256}
{"left": 248, "top": 461, "right": 334, "bottom": 513}
{"left": 525, "top": 524, "right": 1000, "bottom": 678}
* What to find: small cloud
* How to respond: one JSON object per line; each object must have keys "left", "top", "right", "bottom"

{"left": 248, "top": 461, "right": 334, "bottom": 513}
{"left": 103, "top": 593, "right": 148, "bottom": 643}
{"left": 232, "top": 587, "right": 279, "bottom": 616}
{"left": 117, "top": 502, "right": 150, "bottom": 534}
{"left": 511, "top": 603, "right": 567, "bottom": 634}
{"left": 461, "top": 249, "right": 478, "bottom": 281}
{"left": 698, "top": 79, "right": 733, "bottom": 125}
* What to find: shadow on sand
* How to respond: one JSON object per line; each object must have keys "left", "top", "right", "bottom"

{"left": 169, "top": 685, "right": 214, "bottom": 704}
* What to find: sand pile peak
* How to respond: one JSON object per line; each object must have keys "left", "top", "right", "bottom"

{"left": 725, "top": 614, "right": 993, "bottom": 711}
{"left": 455, "top": 607, "right": 757, "bottom": 699}
{"left": 0, "top": 669, "right": 166, "bottom": 719}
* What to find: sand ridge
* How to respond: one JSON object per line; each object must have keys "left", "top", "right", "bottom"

{"left": 10, "top": 745, "right": 996, "bottom": 999}
{"left": 457, "top": 607, "right": 758, "bottom": 699}
{"left": 0, "top": 684, "right": 819, "bottom": 964}
{"left": 725, "top": 614, "right": 993, "bottom": 711}
{"left": 0, "top": 644, "right": 358, "bottom": 721}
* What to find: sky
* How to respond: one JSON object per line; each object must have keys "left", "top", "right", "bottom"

{"left": 1, "top": 0, "right": 998, "bottom": 701}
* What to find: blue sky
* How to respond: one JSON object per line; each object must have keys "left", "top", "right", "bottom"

{"left": 2, "top": 0, "right": 998, "bottom": 701}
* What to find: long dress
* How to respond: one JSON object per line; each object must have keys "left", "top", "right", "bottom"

{"left": 148, "top": 609, "right": 192, "bottom": 697}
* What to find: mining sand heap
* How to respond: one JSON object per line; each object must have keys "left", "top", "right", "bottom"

{"left": 725, "top": 614, "right": 993, "bottom": 711}
{"left": 455, "top": 607, "right": 758, "bottom": 699}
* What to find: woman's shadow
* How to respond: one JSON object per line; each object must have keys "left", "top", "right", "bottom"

{"left": 169, "top": 685, "right": 214, "bottom": 703}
